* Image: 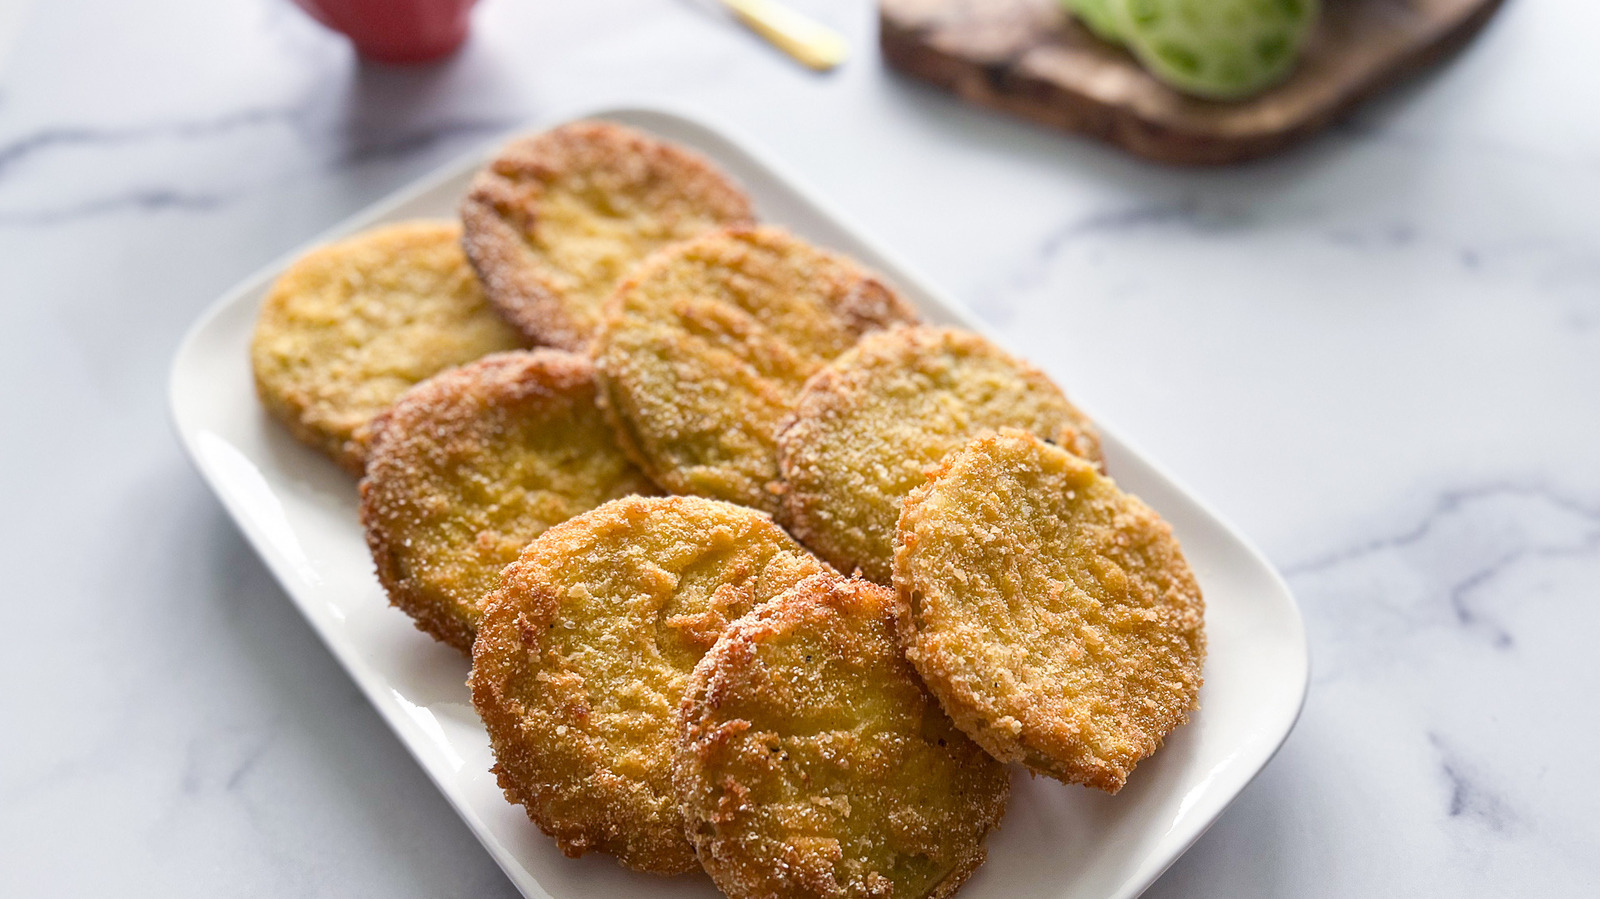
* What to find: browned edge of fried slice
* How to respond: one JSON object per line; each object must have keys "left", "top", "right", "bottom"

{"left": 254, "top": 379, "right": 370, "bottom": 476}
{"left": 590, "top": 225, "right": 920, "bottom": 513}
{"left": 774, "top": 324, "right": 1105, "bottom": 584}
{"left": 460, "top": 120, "right": 756, "bottom": 352}
{"left": 892, "top": 429, "right": 1205, "bottom": 794}
{"left": 676, "top": 573, "right": 1009, "bottom": 899}
{"left": 468, "top": 494, "right": 832, "bottom": 874}
{"left": 250, "top": 220, "right": 527, "bottom": 474}
{"left": 359, "top": 349, "right": 650, "bottom": 653}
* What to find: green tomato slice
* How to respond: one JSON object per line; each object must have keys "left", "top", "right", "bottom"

{"left": 1063, "top": 0, "right": 1125, "bottom": 45}
{"left": 1110, "top": 0, "right": 1320, "bottom": 100}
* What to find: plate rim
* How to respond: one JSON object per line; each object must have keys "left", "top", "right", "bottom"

{"left": 167, "top": 101, "right": 1310, "bottom": 899}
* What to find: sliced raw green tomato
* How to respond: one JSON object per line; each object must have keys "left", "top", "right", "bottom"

{"left": 1110, "top": 0, "right": 1320, "bottom": 100}
{"left": 1063, "top": 0, "right": 1125, "bottom": 45}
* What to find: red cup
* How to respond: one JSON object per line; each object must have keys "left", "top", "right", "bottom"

{"left": 290, "top": 0, "right": 479, "bottom": 64}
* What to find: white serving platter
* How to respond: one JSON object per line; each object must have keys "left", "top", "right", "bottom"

{"left": 168, "top": 105, "right": 1309, "bottom": 899}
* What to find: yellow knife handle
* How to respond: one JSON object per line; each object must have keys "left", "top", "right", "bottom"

{"left": 719, "top": 0, "right": 849, "bottom": 71}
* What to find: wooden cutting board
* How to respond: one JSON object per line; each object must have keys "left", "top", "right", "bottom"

{"left": 880, "top": 0, "right": 1507, "bottom": 165}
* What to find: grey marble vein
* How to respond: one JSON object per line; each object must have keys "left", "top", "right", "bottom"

{"left": 0, "top": 188, "right": 230, "bottom": 226}
{"left": 0, "top": 117, "right": 509, "bottom": 226}
{"left": 1430, "top": 733, "right": 1518, "bottom": 833}
{"left": 333, "top": 117, "right": 514, "bottom": 165}
{"left": 1281, "top": 482, "right": 1600, "bottom": 678}
{"left": 1285, "top": 483, "right": 1600, "bottom": 578}
{"left": 968, "top": 198, "right": 1198, "bottom": 322}
{"left": 0, "top": 107, "right": 307, "bottom": 179}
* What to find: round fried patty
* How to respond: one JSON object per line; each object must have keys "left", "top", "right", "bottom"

{"left": 677, "top": 573, "right": 1009, "bottom": 899}
{"left": 777, "top": 325, "right": 1102, "bottom": 584}
{"left": 251, "top": 220, "right": 526, "bottom": 473}
{"left": 359, "top": 350, "right": 658, "bottom": 654}
{"left": 461, "top": 120, "right": 754, "bottom": 351}
{"left": 894, "top": 429, "right": 1205, "bottom": 793}
{"left": 593, "top": 226, "right": 918, "bottom": 514}
{"left": 469, "top": 495, "right": 832, "bottom": 873}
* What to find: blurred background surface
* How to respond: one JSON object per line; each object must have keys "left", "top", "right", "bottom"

{"left": 0, "top": 1, "right": 1597, "bottom": 896}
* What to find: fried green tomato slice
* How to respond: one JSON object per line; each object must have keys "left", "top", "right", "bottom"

{"left": 251, "top": 220, "right": 526, "bottom": 473}
{"left": 592, "top": 226, "right": 919, "bottom": 515}
{"left": 461, "top": 120, "right": 755, "bottom": 352}
{"left": 469, "top": 495, "right": 832, "bottom": 874}
{"left": 359, "top": 350, "right": 659, "bottom": 654}
{"left": 777, "top": 325, "right": 1103, "bottom": 585}
{"left": 894, "top": 430, "right": 1204, "bottom": 793}
{"left": 676, "top": 574, "right": 1009, "bottom": 899}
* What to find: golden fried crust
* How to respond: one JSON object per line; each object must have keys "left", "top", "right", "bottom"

{"left": 250, "top": 220, "right": 526, "bottom": 474}
{"left": 592, "top": 226, "right": 919, "bottom": 514}
{"left": 468, "top": 496, "right": 832, "bottom": 874}
{"left": 359, "top": 350, "right": 659, "bottom": 654}
{"left": 893, "top": 430, "right": 1205, "bottom": 794}
{"left": 777, "top": 326, "right": 1103, "bottom": 584}
{"left": 461, "top": 120, "right": 755, "bottom": 352}
{"left": 676, "top": 574, "right": 1009, "bottom": 899}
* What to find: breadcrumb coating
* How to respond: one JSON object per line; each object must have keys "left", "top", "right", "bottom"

{"left": 461, "top": 120, "right": 755, "bottom": 351}
{"left": 469, "top": 495, "right": 831, "bottom": 874}
{"left": 251, "top": 220, "right": 525, "bottom": 473}
{"left": 893, "top": 430, "right": 1204, "bottom": 793}
{"left": 592, "top": 226, "right": 918, "bottom": 514}
{"left": 777, "top": 325, "right": 1103, "bottom": 584}
{"left": 359, "top": 350, "right": 658, "bottom": 654}
{"left": 677, "top": 574, "right": 1009, "bottom": 899}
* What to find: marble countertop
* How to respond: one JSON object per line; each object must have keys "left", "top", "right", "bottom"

{"left": 2, "top": 0, "right": 1596, "bottom": 895}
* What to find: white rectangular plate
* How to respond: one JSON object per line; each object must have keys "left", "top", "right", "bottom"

{"left": 169, "top": 106, "right": 1308, "bottom": 899}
